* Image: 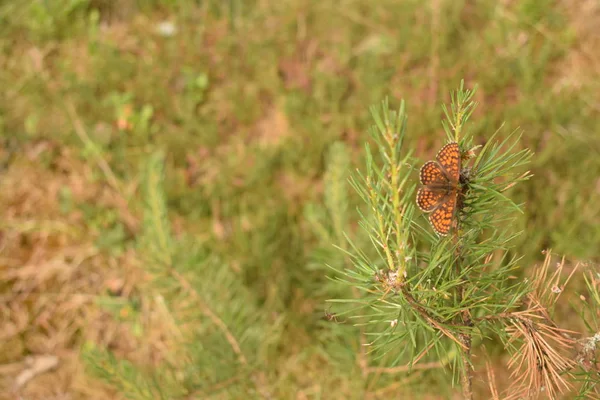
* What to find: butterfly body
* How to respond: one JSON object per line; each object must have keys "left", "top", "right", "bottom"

{"left": 416, "top": 142, "right": 461, "bottom": 236}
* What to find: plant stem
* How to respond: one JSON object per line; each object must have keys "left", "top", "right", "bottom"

{"left": 461, "top": 348, "right": 473, "bottom": 400}
{"left": 451, "top": 84, "right": 473, "bottom": 400}
{"left": 456, "top": 256, "right": 473, "bottom": 399}
{"left": 454, "top": 218, "right": 473, "bottom": 400}
{"left": 460, "top": 317, "right": 472, "bottom": 389}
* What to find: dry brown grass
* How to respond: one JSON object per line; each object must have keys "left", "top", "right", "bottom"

{"left": 555, "top": 0, "right": 600, "bottom": 96}
{"left": 0, "top": 146, "right": 139, "bottom": 399}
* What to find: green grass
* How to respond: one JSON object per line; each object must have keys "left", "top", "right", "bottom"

{"left": 1, "top": 0, "right": 599, "bottom": 398}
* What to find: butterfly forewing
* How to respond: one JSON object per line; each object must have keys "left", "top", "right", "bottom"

{"left": 416, "top": 187, "right": 447, "bottom": 212}
{"left": 428, "top": 190, "right": 457, "bottom": 236}
{"left": 419, "top": 161, "right": 448, "bottom": 185}
{"left": 436, "top": 142, "right": 460, "bottom": 183}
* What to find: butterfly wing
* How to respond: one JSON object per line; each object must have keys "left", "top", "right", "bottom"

{"left": 416, "top": 187, "right": 447, "bottom": 212}
{"left": 419, "top": 142, "right": 462, "bottom": 235}
{"left": 419, "top": 161, "right": 448, "bottom": 185}
{"left": 436, "top": 142, "right": 460, "bottom": 183}
{"left": 428, "top": 190, "right": 457, "bottom": 236}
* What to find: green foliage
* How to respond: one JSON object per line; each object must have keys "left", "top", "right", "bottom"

{"left": 139, "top": 151, "right": 173, "bottom": 269}
{"left": 305, "top": 142, "right": 352, "bottom": 275}
{"left": 83, "top": 343, "right": 186, "bottom": 400}
{"left": 324, "top": 142, "right": 351, "bottom": 246}
{"left": 0, "top": 0, "right": 90, "bottom": 40}
{"left": 332, "top": 86, "right": 561, "bottom": 396}
{"left": 85, "top": 151, "right": 277, "bottom": 398}
{"left": 1, "top": 0, "right": 599, "bottom": 398}
{"left": 571, "top": 272, "right": 600, "bottom": 399}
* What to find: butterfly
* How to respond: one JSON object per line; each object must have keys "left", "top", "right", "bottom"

{"left": 416, "top": 142, "right": 461, "bottom": 236}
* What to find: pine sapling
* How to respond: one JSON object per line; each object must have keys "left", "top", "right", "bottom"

{"left": 330, "top": 83, "right": 590, "bottom": 399}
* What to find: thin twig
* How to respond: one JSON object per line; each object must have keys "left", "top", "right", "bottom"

{"left": 65, "top": 101, "right": 122, "bottom": 193}
{"left": 367, "top": 361, "right": 442, "bottom": 374}
{"left": 171, "top": 269, "right": 272, "bottom": 399}
{"left": 171, "top": 270, "right": 247, "bottom": 364}
{"left": 485, "top": 357, "right": 500, "bottom": 400}
{"left": 64, "top": 101, "right": 139, "bottom": 234}
{"left": 459, "top": 333, "right": 473, "bottom": 400}
{"left": 449, "top": 240, "right": 472, "bottom": 400}
{"left": 12, "top": 355, "right": 59, "bottom": 392}
{"left": 452, "top": 123, "right": 473, "bottom": 399}
{"left": 412, "top": 340, "right": 437, "bottom": 365}
{"left": 365, "top": 373, "right": 423, "bottom": 399}
{"left": 185, "top": 374, "right": 242, "bottom": 399}
{"left": 401, "top": 286, "right": 467, "bottom": 349}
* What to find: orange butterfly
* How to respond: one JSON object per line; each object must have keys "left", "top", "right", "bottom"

{"left": 416, "top": 142, "right": 461, "bottom": 236}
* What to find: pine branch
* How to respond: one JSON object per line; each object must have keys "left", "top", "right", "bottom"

{"left": 170, "top": 268, "right": 247, "bottom": 366}
{"left": 324, "top": 141, "right": 351, "bottom": 247}
{"left": 87, "top": 152, "right": 274, "bottom": 399}
{"left": 448, "top": 83, "right": 476, "bottom": 400}
{"left": 331, "top": 82, "right": 545, "bottom": 398}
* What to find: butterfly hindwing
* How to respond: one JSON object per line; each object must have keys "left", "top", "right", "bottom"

{"left": 428, "top": 190, "right": 457, "bottom": 236}
{"left": 416, "top": 187, "right": 447, "bottom": 212}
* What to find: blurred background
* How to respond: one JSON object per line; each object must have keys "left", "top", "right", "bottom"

{"left": 0, "top": 0, "right": 599, "bottom": 399}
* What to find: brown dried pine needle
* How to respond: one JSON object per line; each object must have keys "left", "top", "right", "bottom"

{"left": 506, "top": 316, "right": 576, "bottom": 399}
